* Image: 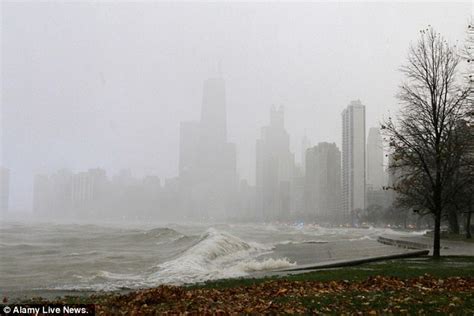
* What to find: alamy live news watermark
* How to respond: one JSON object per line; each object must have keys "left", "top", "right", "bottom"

{"left": 1, "top": 304, "right": 95, "bottom": 315}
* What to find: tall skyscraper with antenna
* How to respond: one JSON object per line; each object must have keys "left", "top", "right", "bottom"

{"left": 178, "top": 76, "right": 237, "bottom": 219}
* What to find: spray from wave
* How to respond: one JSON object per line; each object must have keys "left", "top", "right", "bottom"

{"left": 149, "top": 228, "right": 293, "bottom": 284}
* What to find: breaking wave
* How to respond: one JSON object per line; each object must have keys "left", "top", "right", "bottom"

{"left": 149, "top": 228, "right": 277, "bottom": 284}
{"left": 237, "top": 258, "right": 295, "bottom": 272}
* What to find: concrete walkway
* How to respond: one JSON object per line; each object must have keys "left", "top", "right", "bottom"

{"left": 378, "top": 235, "right": 474, "bottom": 256}
{"left": 277, "top": 250, "right": 430, "bottom": 272}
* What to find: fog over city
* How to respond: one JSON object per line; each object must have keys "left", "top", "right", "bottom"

{"left": 1, "top": 2, "right": 471, "bottom": 220}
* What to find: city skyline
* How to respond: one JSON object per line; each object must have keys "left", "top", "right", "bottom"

{"left": 3, "top": 81, "right": 403, "bottom": 217}
{"left": 2, "top": 2, "right": 470, "bottom": 211}
{"left": 27, "top": 79, "right": 388, "bottom": 222}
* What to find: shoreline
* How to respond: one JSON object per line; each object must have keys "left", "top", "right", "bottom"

{"left": 4, "top": 234, "right": 473, "bottom": 302}
{"left": 377, "top": 234, "right": 474, "bottom": 256}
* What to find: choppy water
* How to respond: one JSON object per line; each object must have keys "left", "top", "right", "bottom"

{"left": 0, "top": 221, "right": 428, "bottom": 298}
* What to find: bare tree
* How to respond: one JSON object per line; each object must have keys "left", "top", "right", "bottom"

{"left": 383, "top": 27, "right": 471, "bottom": 258}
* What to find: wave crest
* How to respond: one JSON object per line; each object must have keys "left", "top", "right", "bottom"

{"left": 149, "top": 228, "right": 273, "bottom": 284}
{"left": 238, "top": 258, "right": 295, "bottom": 272}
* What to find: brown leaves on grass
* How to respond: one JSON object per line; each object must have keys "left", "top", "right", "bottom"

{"left": 45, "top": 275, "right": 474, "bottom": 315}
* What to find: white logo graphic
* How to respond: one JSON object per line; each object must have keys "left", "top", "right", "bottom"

{"left": 3, "top": 306, "right": 11, "bottom": 314}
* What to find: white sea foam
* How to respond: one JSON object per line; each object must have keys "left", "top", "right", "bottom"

{"left": 96, "top": 271, "right": 142, "bottom": 281}
{"left": 237, "top": 258, "right": 296, "bottom": 272}
{"left": 148, "top": 228, "right": 275, "bottom": 284}
{"left": 349, "top": 235, "right": 376, "bottom": 241}
{"left": 277, "top": 239, "right": 328, "bottom": 245}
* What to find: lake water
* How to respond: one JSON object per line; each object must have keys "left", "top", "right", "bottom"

{"left": 0, "top": 221, "right": 428, "bottom": 299}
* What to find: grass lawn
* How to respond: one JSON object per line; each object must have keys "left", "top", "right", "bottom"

{"left": 193, "top": 255, "right": 474, "bottom": 289}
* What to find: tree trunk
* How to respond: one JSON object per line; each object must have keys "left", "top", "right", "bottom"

{"left": 466, "top": 211, "right": 472, "bottom": 239}
{"left": 433, "top": 211, "right": 441, "bottom": 258}
{"left": 448, "top": 208, "right": 460, "bottom": 235}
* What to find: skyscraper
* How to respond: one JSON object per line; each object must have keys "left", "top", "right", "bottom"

{"left": 342, "top": 100, "right": 366, "bottom": 223}
{"left": 0, "top": 167, "right": 10, "bottom": 216}
{"left": 256, "top": 106, "right": 294, "bottom": 221}
{"left": 305, "top": 142, "right": 341, "bottom": 222}
{"left": 300, "top": 132, "right": 311, "bottom": 172}
{"left": 71, "top": 168, "right": 107, "bottom": 217}
{"left": 366, "top": 127, "right": 385, "bottom": 190}
{"left": 178, "top": 77, "right": 237, "bottom": 219}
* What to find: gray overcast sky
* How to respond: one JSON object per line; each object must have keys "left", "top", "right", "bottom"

{"left": 1, "top": 1, "right": 472, "bottom": 211}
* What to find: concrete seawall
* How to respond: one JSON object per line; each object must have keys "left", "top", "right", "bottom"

{"left": 377, "top": 236, "right": 430, "bottom": 249}
{"left": 377, "top": 236, "right": 449, "bottom": 250}
{"left": 277, "top": 249, "right": 430, "bottom": 272}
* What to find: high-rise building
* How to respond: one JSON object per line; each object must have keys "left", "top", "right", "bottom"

{"left": 367, "top": 127, "right": 385, "bottom": 190}
{"left": 300, "top": 132, "right": 311, "bottom": 172}
{"left": 71, "top": 172, "right": 94, "bottom": 203}
{"left": 71, "top": 168, "right": 107, "bottom": 217}
{"left": 305, "top": 142, "right": 341, "bottom": 222}
{"left": 178, "top": 77, "right": 237, "bottom": 219}
{"left": 0, "top": 167, "right": 10, "bottom": 215}
{"left": 256, "top": 106, "right": 295, "bottom": 221}
{"left": 342, "top": 100, "right": 366, "bottom": 223}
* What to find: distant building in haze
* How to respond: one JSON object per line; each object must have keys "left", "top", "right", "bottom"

{"left": 0, "top": 167, "right": 10, "bottom": 216}
{"left": 33, "top": 168, "right": 164, "bottom": 220}
{"left": 300, "top": 133, "right": 311, "bottom": 172}
{"left": 178, "top": 77, "right": 237, "bottom": 219}
{"left": 305, "top": 142, "right": 341, "bottom": 222}
{"left": 342, "top": 100, "right": 366, "bottom": 223}
{"left": 71, "top": 168, "right": 107, "bottom": 217}
{"left": 366, "top": 127, "right": 385, "bottom": 190}
{"left": 256, "top": 106, "right": 295, "bottom": 221}
{"left": 49, "top": 169, "right": 74, "bottom": 217}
